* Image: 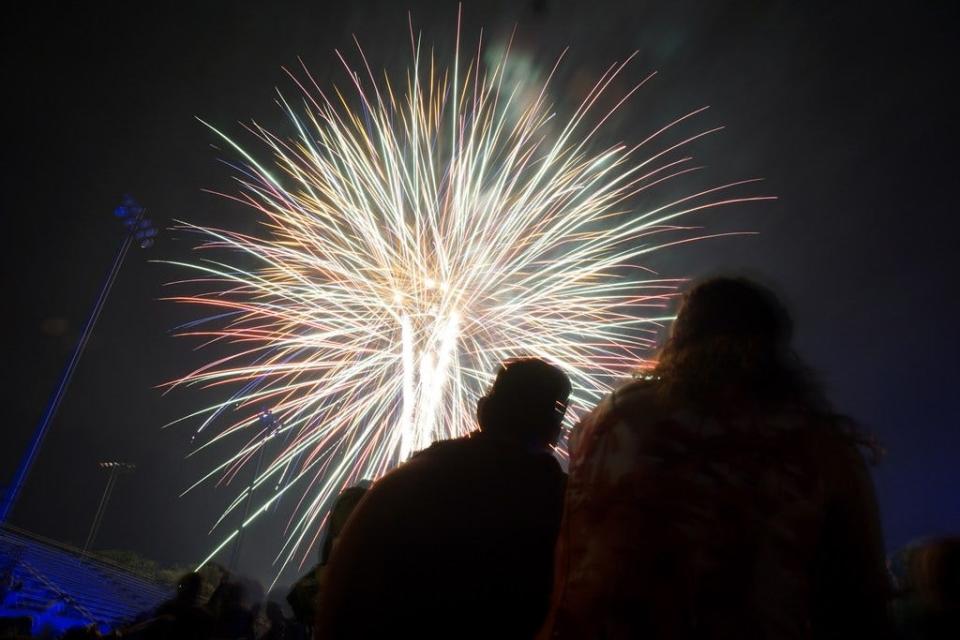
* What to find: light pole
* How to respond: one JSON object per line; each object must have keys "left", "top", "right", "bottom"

{"left": 228, "top": 408, "right": 281, "bottom": 571}
{"left": 82, "top": 461, "right": 136, "bottom": 555}
{"left": 0, "top": 196, "right": 156, "bottom": 523}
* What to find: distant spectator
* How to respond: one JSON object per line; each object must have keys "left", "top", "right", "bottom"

{"left": 892, "top": 536, "right": 960, "bottom": 639}
{"left": 261, "top": 600, "right": 295, "bottom": 640}
{"left": 286, "top": 484, "right": 369, "bottom": 628}
{"left": 210, "top": 578, "right": 257, "bottom": 640}
{"left": 0, "top": 564, "right": 23, "bottom": 607}
{"left": 61, "top": 624, "right": 103, "bottom": 639}
{"left": 124, "top": 571, "right": 212, "bottom": 639}
{"left": 161, "top": 571, "right": 213, "bottom": 637}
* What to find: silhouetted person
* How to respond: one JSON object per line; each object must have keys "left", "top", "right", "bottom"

{"left": 0, "top": 564, "right": 22, "bottom": 607}
{"left": 198, "top": 561, "right": 228, "bottom": 603}
{"left": 61, "top": 625, "right": 103, "bottom": 639}
{"left": 210, "top": 579, "right": 256, "bottom": 640}
{"left": 893, "top": 536, "right": 960, "bottom": 639}
{"left": 260, "top": 600, "right": 291, "bottom": 640}
{"left": 540, "top": 277, "right": 891, "bottom": 639}
{"left": 287, "top": 484, "right": 369, "bottom": 628}
{"left": 155, "top": 571, "right": 204, "bottom": 616}
{"left": 316, "top": 358, "right": 571, "bottom": 638}
{"left": 129, "top": 571, "right": 212, "bottom": 640}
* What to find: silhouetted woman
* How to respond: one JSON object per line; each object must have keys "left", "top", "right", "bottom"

{"left": 540, "top": 277, "right": 890, "bottom": 639}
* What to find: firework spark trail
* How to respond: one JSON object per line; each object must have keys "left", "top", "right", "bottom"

{"left": 163, "top": 21, "right": 773, "bottom": 579}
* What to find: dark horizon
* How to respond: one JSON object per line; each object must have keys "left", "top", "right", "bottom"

{"left": 2, "top": 0, "right": 957, "bottom": 587}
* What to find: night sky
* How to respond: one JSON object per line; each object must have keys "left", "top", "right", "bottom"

{"left": 2, "top": 0, "right": 957, "bottom": 588}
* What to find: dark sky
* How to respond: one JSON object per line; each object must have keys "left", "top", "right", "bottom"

{"left": 2, "top": 0, "right": 957, "bottom": 588}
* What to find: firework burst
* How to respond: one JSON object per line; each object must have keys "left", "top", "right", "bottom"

{"left": 164, "top": 19, "right": 772, "bottom": 577}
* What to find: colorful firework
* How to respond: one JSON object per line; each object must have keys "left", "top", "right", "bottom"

{"left": 164, "top": 21, "right": 772, "bottom": 577}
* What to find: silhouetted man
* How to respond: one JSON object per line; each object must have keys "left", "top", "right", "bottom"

{"left": 316, "top": 358, "right": 571, "bottom": 638}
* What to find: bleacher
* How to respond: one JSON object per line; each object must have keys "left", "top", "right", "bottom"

{"left": 0, "top": 525, "right": 171, "bottom": 635}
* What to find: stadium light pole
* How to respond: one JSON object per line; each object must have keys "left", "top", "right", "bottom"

{"left": 0, "top": 196, "right": 156, "bottom": 524}
{"left": 228, "top": 408, "right": 282, "bottom": 571}
{"left": 82, "top": 461, "right": 136, "bottom": 555}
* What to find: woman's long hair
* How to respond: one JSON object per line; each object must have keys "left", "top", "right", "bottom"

{"left": 652, "top": 277, "right": 881, "bottom": 459}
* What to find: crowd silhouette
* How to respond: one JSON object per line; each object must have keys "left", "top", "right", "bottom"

{"left": 2, "top": 277, "right": 957, "bottom": 639}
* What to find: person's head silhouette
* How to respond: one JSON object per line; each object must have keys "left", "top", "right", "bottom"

{"left": 669, "top": 276, "right": 791, "bottom": 354}
{"left": 175, "top": 571, "right": 203, "bottom": 605}
{"left": 476, "top": 358, "right": 571, "bottom": 451}
{"left": 654, "top": 277, "right": 810, "bottom": 407}
{"left": 319, "top": 484, "right": 370, "bottom": 564}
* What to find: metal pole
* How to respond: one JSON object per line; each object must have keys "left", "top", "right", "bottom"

{"left": 0, "top": 209, "right": 143, "bottom": 523}
{"left": 82, "top": 467, "right": 118, "bottom": 554}
{"left": 228, "top": 411, "right": 278, "bottom": 571}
